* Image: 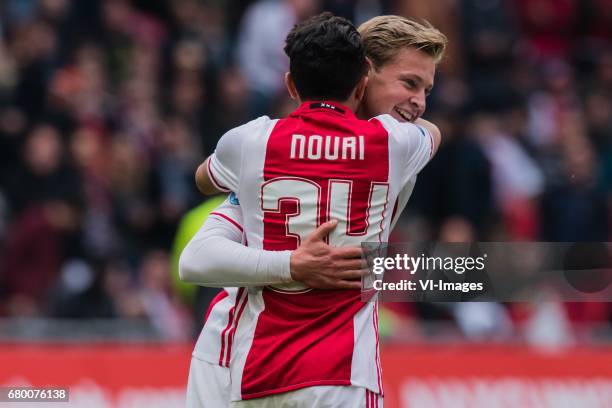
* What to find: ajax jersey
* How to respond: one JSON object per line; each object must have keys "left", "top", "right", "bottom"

{"left": 207, "top": 101, "right": 433, "bottom": 401}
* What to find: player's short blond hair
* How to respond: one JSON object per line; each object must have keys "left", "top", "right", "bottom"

{"left": 358, "top": 15, "right": 447, "bottom": 69}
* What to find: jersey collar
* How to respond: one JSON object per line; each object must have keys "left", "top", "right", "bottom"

{"left": 290, "top": 101, "right": 357, "bottom": 118}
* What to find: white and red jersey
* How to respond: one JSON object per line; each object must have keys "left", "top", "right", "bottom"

{"left": 207, "top": 101, "right": 434, "bottom": 401}
{"left": 193, "top": 185, "right": 413, "bottom": 371}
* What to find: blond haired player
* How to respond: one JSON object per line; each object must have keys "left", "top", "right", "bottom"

{"left": 181, "top": 15, "right": 447, "bottom": 408}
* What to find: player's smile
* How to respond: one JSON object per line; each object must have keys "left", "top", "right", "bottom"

{"left": 361, "top": 47, "right": 435, "bottom": 122}
{"left": 393, "top": 106, "right": 417, "bottom": 122}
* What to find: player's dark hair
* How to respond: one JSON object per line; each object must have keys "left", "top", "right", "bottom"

{"left": 284, "top": 12, "right": 367, "bottom": 102}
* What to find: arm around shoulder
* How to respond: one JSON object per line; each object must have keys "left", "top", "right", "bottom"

{"left": 178, "top": 213, "right": 292, "bottom": 287}
{"left": 414, "top": 117, "right": 441, "bottom": 157}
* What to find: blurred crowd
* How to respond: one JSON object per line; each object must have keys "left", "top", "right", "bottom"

{"left": 0, "top": 0, "right": 610, "bottom": 342}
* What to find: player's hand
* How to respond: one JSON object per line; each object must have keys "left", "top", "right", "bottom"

{"left": 289, "top": 220, "right": 368, "bottom": 290}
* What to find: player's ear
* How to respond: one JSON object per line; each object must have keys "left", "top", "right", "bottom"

{"left": 354, "top": 75, "right": 368, "bottom": 103}
{"left": 284, "top": 72, "right": 299, "bottom": 100}
{"left": 365, "top": 57, "right": 374, "bottom": 74}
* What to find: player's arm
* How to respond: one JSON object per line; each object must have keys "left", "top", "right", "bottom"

{"left": 197, "top": 116, "right": 274, "bottom": 195}
{"left": 414, "top": 117, "right": 441, "bottom": 157}
{"left": 179, "top": 205, "right": 290, "bottom": 286}
{"left": 376, "top": 114, "right": 441, "bottom": 177}
{"left": 196, "top": 119, "right": 252, "bottom": 195}
{"left": 386, "top": 118, "right": 440, "bottom": 230}
{"left": 195, "top": 156, "right": 222, "bottom": 195}
{"left": 179, "top": 203, "right": 366, "bottom": 289}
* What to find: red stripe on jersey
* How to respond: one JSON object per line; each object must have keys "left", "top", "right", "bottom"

{"left": 210, "top": 212, "right": 243, "bottom": 233}
{"left": 225, "top": 289, "right": 248, "bottom": 367}
{"left": 219, "top": 288, "right": 244, "bottom": 366}
{"left": 366, "top": 390, "right": 370, "bottom": 408}
{"left": 240, "top": 288, "right": 363, "bottom": 399}
{"left": 204, "top": 290, "right": 228, "bottom": 324}
{"left": 207, "top": 157, "right": 230, "bottom": 192}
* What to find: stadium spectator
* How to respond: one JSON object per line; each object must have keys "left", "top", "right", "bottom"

{"left": 138, "top": 250, "right": 191, "bottom": 341}
{"left": 235, "top": 0, "right": 321, "bottom": 115}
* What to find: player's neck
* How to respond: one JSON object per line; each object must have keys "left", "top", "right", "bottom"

{"left": 355, "top": 104, "right": 368, "bottom": 120}
{"left": 341, "top": 97, "right": 360, "bottom": 113}
{"left": 296, "top": 97, "right": 359, "bottom": 113}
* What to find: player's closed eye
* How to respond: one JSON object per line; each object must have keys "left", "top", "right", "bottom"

{"left": 403, "top": 79, "right": 417, "bottom": 90}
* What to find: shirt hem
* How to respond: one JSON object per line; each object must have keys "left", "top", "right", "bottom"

{"left": 240, "top": 380, "right": 352, "bottom": 400}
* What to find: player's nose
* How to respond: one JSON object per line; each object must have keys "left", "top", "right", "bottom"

{"left": 409, "top": 93, "right": 426, "bottom": 116}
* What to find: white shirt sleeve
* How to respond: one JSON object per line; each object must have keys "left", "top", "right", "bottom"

{"left": 207, "top": 116, "right": 271, "bottom": 192}
{"left": 376, "top": 114, "right": 434, "bottom": 185}
{"left": 178, "top": 199, "right": 292, "bottom": 287}
{"left": 207, "top": 131, "right": 242, "bottom": 192}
